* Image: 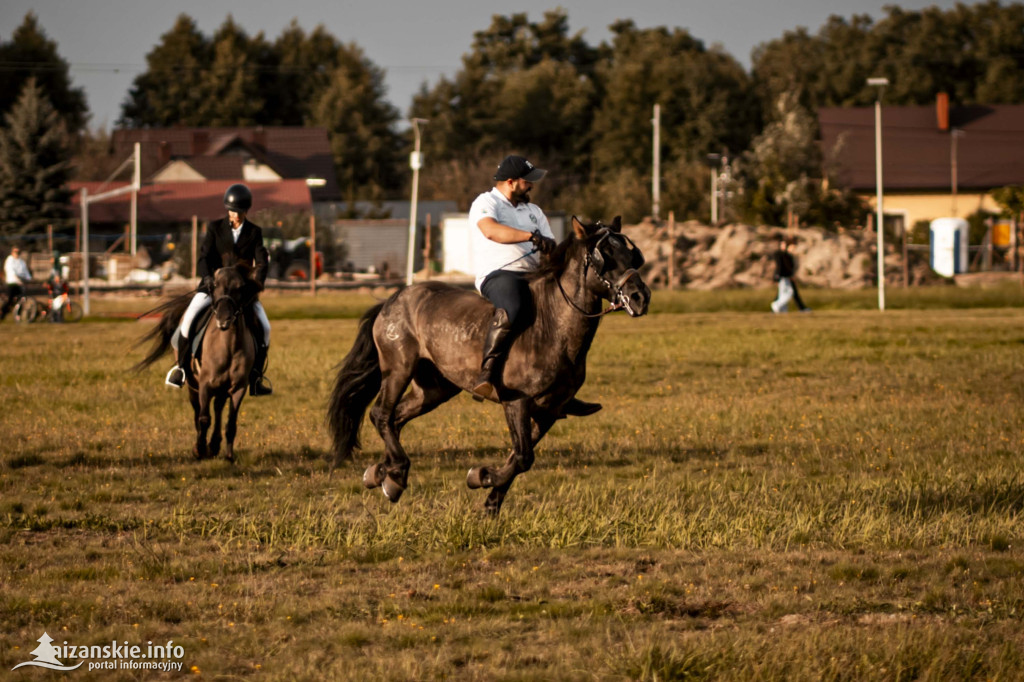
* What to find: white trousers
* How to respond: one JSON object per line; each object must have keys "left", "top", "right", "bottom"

{"left": 180, "top": 291, "right": 270, "bottom": 344}
{"left": 771, "top": 277, "right": 794, "bottom": 313}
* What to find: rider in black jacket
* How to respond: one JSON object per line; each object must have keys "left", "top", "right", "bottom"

{"left": 165, "top": 184, "right": 274, "bottom": 395}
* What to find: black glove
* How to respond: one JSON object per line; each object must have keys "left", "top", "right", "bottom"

{"left": 529, "top": 230, "right": 556, "bottom": 255}
{"left": 199, "top": 275, "right": 214, "bottom": 293}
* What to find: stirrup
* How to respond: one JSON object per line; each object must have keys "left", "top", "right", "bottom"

{"left": 165, "top": 365, "right": 185, "bottom": 388}
{"left": 249, "top": 375, "right": 273, "bottom": 397}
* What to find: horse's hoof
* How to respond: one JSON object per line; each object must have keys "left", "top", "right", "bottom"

{"left": 382, "top": 476, "right": 405, "bottom": 503}
{"left": 363, "top": 463, "right": 386, "bottom": 489}
{"left": 193, "top": 445, "right": 206, "bottom": 460}
{"left": 466, "top": 466, "right": 492, "bottom": 489}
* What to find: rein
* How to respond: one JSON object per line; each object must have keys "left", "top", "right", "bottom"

{"left": 556, "top": 269, "right": 623, "bottom": 318}
{"left": 211, "top": 290, "right": 256, "bottom": 328}
{"left": 556, "top": 246, "right": 640, "bottom": 318}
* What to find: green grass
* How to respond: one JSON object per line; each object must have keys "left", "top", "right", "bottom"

{"left": 1, "top": 287, "right": 1023, "bottom": 680}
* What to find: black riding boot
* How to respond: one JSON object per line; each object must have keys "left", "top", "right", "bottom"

{"left": 165, "top": 338, "right": 191, "bottom": 388}
{"left": 249, "top": 344, "right": 273, "bottom": 396}
{"left": 562, "top": 398, "right": 603, "bottom": 417}
{"left": 472, "top": 309, "right": 513, "bottom": 401}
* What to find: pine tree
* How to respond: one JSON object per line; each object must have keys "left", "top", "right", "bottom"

{"left": 0, "top": 78, "right": 73, "bottom": 237}
{"left": 0, "top": 12, "right": 88, "bottom": 135}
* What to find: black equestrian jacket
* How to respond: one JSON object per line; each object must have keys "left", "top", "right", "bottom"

{"left": 196, "top": 218, "right": 270, "bottom": 293}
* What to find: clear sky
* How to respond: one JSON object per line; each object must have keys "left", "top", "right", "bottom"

{"left": 1, "top": 0, "right": 964, "bottom": 130}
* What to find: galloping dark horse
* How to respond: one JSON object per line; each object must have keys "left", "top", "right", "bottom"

{"left": 135, "top": 264, "right": 261, "bottom": 461}
{"left": 328, "top": 216, "right": 651, "bottom": 515}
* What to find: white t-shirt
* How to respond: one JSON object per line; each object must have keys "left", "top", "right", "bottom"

{"left": 4, "top": 256, "right": 31, "bottom": 285}
{"left": 468, "top": 187, "right": 555, "bottom": 291}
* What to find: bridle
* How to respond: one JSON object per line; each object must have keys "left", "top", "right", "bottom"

{"left": 557, "top": 225, "right": 645, "bottom": 318}
{"left": 212, "top": 288, "right": 255, "bottom": 329}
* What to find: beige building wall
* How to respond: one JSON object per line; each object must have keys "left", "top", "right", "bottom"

{"left": 151, "top": 161, "right": 205, "bottom": 182}
{"left": 861, "top": 191, "right": 1001, "bottom": 230}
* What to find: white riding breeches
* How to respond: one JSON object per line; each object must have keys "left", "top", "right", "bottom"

{"left": 180, "top": 292, "right": 271, "bottom": 345}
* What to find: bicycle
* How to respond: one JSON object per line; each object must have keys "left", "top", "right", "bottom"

{"left": 37, "top": 294, "right": 83, "bottom": 323}
{"left": 0, "top": 291, "right": 39, "bottom": 323}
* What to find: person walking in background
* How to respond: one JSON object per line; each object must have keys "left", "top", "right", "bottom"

{"left": 1, "top": 246, "right": 32, "bottom": 321}
{"left": 770, "top": 236, "right": 811, "bottom": 313}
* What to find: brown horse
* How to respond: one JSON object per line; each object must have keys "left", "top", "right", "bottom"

{"left": 327, "top": 216, "right": 651, "bottom": 515}
{"left": 135, "top": 264, "right": 260, "bottom": 461}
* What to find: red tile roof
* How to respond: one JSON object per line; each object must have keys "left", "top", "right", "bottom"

{"left": 111, "top": 127, "right": 339, "bottom": 201}
{"left": 68, "top": 180, "right": 312, "bottom": 224}
{"left": 819, "top": 104, "right": 1024, "bottom": 191}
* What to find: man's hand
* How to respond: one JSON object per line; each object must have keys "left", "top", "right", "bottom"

{"left": 529, "top": 230, "right": 556, "bottom": 254}
{"left": 200, "top": 275, "right": 214, "bottom": 292}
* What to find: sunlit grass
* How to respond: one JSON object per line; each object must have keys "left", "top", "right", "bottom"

{"left": 1, "top": 291, "right": 1023, "bottom": 679}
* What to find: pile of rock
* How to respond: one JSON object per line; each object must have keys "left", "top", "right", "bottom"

{"left": 624, "top": 220, "right": 920, "bottom": 290}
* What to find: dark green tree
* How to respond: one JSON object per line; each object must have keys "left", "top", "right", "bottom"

{"left": 0, "top": 12, "right": 88, "bottom": 136}
{"left": 195, "top": 17, "right": 268, "bottom": 126}
{"left": 409, "top": 10, "right": 600, "bottom": 206}
{"left": 0, "top": 78, "right": 74, "bottom": 236}
{"left": 585, "top": 21, "right": 758, "bottom": 222}
{"left": 269, "top": 21, "right": 342, "bottom": 125}
{"left": 752, "top": 1, "right": 1024, "bottom": 116}
{"left": 310, "top": 46, "right": 402, "bottom": 199}
{"left": 119, "top": 14, "right": 211, "bottom": 127}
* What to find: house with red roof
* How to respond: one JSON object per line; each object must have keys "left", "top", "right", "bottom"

{"left": 819, "top": 98, "right": 1024, "bottom": 232}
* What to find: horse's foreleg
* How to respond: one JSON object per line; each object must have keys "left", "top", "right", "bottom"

{"left": 208, "top": 391, "right": 227, "bottom": 458}
{"left": 223, "top": 386, "right": 245, "bottom": 463}
{"left": 468, "top": 400, "right": 534, "bottom": 516}
{"left": 193, "top": 384, "right": 212, "bottom": 460}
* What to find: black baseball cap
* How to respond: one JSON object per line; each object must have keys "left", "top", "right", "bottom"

{"left": 494, "top": 155, "right": 547, "bottom": 182}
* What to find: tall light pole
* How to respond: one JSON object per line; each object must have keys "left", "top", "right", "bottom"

{"left": 405, "top": 118, "right": 428, "bottom": 286}
{"left": 706, "top": 153, "right": 721, "bottom": 225}
{"left": 651, "top": 104, "right": 661, "bottom": 221}
{"left": 868, "top": 77, "right": 889, "bottom": 311}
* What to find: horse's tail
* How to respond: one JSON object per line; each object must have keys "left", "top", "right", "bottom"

{"left": 327, "top": 302, "right": 384, "bottom": 465}
{"left": 131, "top": 292, "right": 194, "bottom": 371}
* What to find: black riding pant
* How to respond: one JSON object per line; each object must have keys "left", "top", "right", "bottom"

{"left": 480, "top": 270, "right": 530, "bottom": 326}
{"left": 1, "top": 283, "right": 24, "bottom": 318}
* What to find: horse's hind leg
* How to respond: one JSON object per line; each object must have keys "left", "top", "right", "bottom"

{"left": 208, "top": 392, "right": 227, "bottom": 458}
{"left": 365, "top": 360, "right": 416, "bottom": 503}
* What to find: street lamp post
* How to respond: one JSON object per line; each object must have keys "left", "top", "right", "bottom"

{"left": 405, "top": 118, "right": 428, "bottom": 286}
{"left": 868, "top": 77, "right": 889, "bottom": 312}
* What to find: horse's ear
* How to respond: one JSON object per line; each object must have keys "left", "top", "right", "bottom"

{"left": 610, "top": 216, "right": 622, "bottom": 233}
{"left": 572, "top": 216, "right": 587, "bottom": 239}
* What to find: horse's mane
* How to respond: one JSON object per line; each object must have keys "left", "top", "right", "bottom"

{"left": 527, "top": 233, "right": 580, "bottom": 283}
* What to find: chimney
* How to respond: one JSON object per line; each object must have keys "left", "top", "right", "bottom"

{"left": 191, "top": 131, "right": 210, "bottom": 155}
{"left": 936, "top": 92, "right": 949, "bottom": 131}
{"left": 253, "top": 127, "right": 267, "bottom": 151}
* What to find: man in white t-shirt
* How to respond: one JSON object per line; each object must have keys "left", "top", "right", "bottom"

{"left": 1, "top": 246, "right": 32, "bottom": 321}
{"left": 467, "top": 155, "right": 601, "bottom": 417}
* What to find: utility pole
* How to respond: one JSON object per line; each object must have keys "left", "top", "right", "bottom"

{"left": 405, "top": 118, "right": 428, "bottom": 286}
{"left": 651, "top": 104, "right": 661, "bottom": 221}
{"left": 868, "top": 77, "right": 889, "bottom": 312}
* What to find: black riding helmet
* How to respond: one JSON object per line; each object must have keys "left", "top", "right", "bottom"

{"left": 223, "top": 184, "right": 253, "bottom": 213}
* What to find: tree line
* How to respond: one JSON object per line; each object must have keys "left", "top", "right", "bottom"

{"left": 2, "top": 2, "right": 1023, "bottom": 238}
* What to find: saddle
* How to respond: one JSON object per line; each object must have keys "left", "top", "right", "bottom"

{"left": 173, "top": 307, "right": 258, "bottom": 369}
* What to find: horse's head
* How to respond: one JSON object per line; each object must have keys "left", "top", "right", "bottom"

{"left": 572, "top": 216, "right": 651, "bottom": 317}
{"left": 212, "top": 263, "right": 260, "bottom": 331}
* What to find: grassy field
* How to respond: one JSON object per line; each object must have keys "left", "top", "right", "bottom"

{"left": 2, "top": 287, "right": 1023, "bottom": 680}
